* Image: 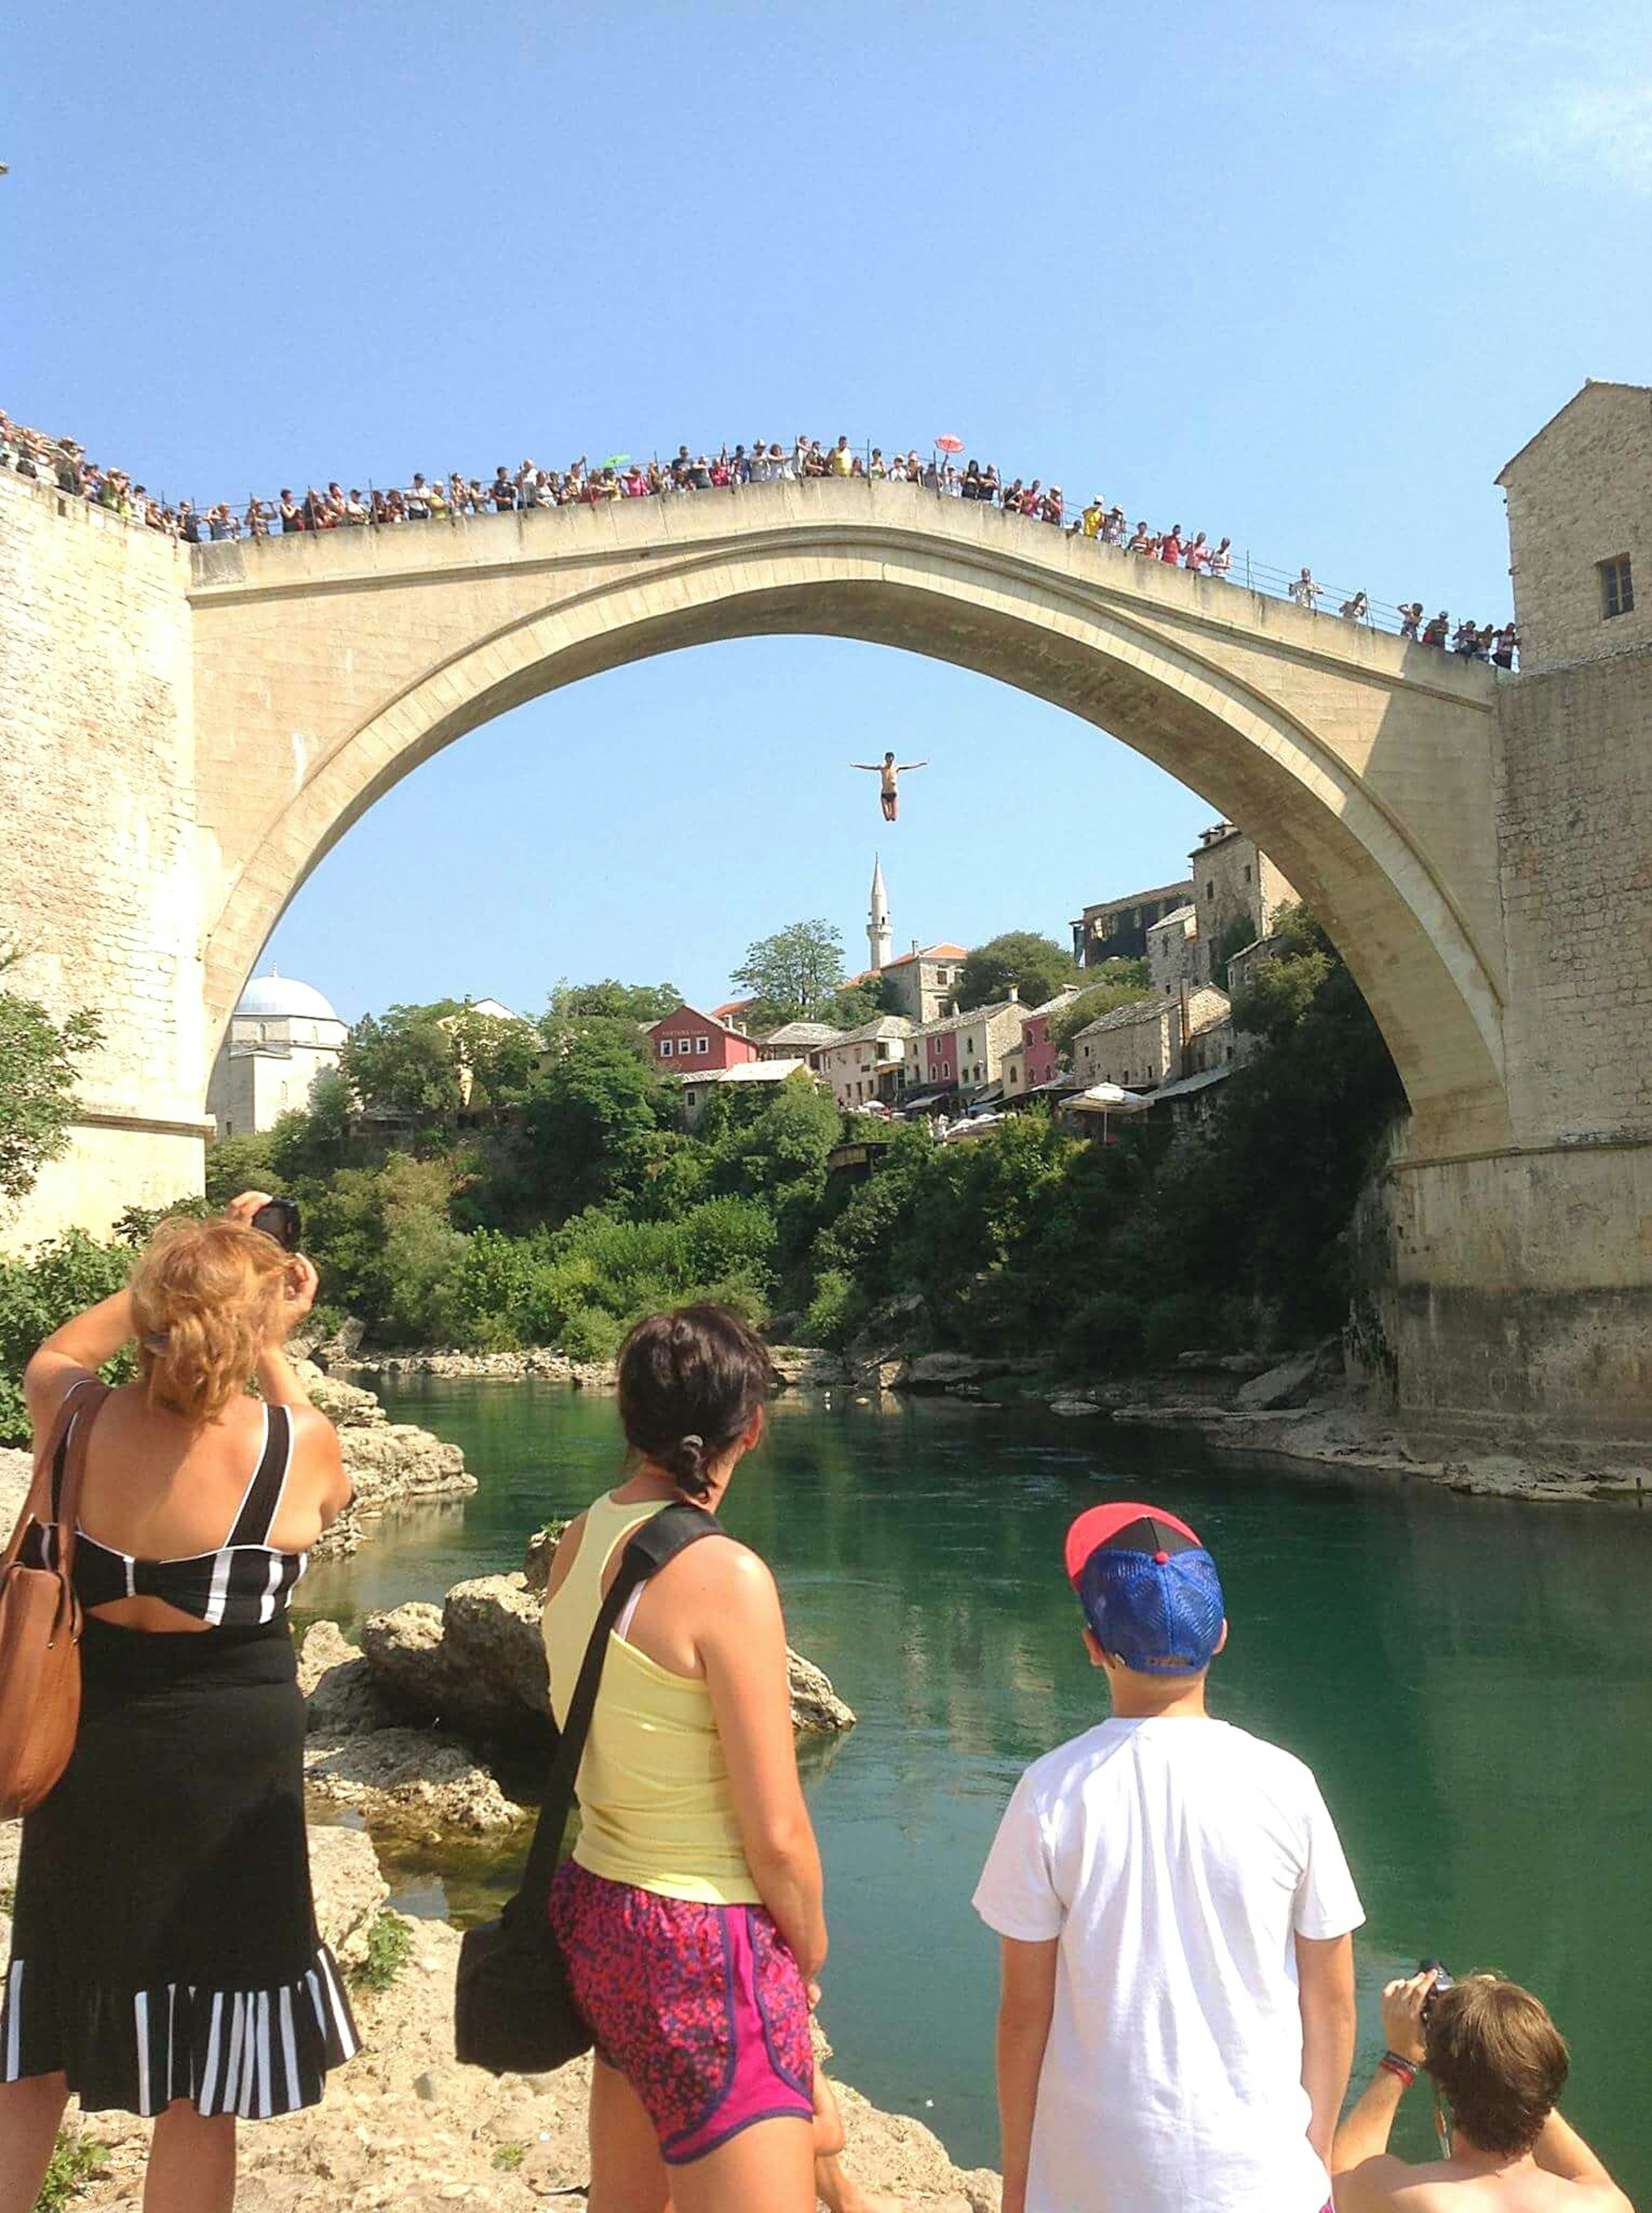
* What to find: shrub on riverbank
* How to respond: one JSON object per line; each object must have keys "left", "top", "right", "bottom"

{"left": 0, "top": 1231, "right": 134, "bottom": 1444}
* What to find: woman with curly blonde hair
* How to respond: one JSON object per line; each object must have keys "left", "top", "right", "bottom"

{"left": 0, "top": 1193, "right": 357, "bottom": 2213}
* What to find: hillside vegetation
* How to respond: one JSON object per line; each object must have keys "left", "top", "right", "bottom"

{"left": 0, "top": 913, "right": 1402, "bottom": 1440}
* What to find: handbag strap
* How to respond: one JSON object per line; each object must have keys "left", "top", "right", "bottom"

{"left": 513, "top": 1499, "right": 727, "bottom": 1918}
{"left": 0, "top": 1377, "right": 111, "bottom": 1580}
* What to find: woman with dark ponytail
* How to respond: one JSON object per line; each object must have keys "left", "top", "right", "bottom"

{"left": 542, "top": 1306, "right": 899, "bottom": 2213}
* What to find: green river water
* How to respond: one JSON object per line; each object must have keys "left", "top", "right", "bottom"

{"left": 296, "top": 1379, "right": 1652, "bottom": 2189}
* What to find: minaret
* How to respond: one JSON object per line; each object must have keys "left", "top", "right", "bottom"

{"left": 867, "top": 855, "right": 893, "bottom": 973}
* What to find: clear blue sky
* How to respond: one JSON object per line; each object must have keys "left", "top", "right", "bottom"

{"left": 10, "top": 2, "right": 1649, "bottom": 1020}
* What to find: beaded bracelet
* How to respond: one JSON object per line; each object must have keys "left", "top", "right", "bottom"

{"left": 1379, "top": 2052, "right": 1420, "bottom": 2088}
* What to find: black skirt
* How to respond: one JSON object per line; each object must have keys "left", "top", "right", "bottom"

{"left": 1, "top": 1617, "right": 359, "bottom": 2117}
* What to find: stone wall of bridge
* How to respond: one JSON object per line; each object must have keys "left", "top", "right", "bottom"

{"left": 0, "top": 472, "right": 1646, "bottom": 1447}
{"left": 0, "top": 472, "right": 209, "bottom": 1244}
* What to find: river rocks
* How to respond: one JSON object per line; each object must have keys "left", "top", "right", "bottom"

{"left": 767, "top": 1343, "right": 851, "bottom": 1386}
{"left": 845, "top": 1293, "right": 931, "bottom": 1378}
{"left": 298, "top": 1618, "right": 397, "bottom": 1736}
{"left": 307, "top": 1825, "right": 390, "bottom": 1967}
{"left": 1233, "top": 1342, "right": 1338, "bottom": 1411}
{"left": 901, "top": 1351, "right": 1010, "bottom": 1391}
{"left": 1174, "top": 1347, "right": 1275, "bottom": 1376}
{"left": 306, "top": 1729, "right": 522, "bottom": 1837}
{"left": 349, "top": 1346, "right": 607, "bottom": 1384}
{"left": 299, "top": 1622, "right": 524, "bottom": 1838}
{"left": 362, "top": 1577, "right": 542, "bottom": 1741}
{"left": 349, "top": 1344, "right": 849, "bottom": 1392}
{"left": 1048, "top": 1395, "right": 1106, "bottom": 1417}
{"left": 299, "top": 1363, "right": 386, "bottom": 1428}
{"left": 284, "top": 1361, "right": 476, "bottom": 1561}
{"left": 787, "top": 1649, "right": 858, "bottom": 1734}
{"left": 520, "top": 1522, "right": 565, "bottom": 1596}
{"left": 361, "top": 1571, "right": 856, "bottom": 1745}
{"left": 323, "top": 1423, "right": 476, "bottom": 1567}
{"left": 310, "top": 1314, "right": 366, "bottom": 1367}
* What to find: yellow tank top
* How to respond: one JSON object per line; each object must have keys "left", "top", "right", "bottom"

{"left": 541, "top": 1491, "right": 760, "bottom": 1906}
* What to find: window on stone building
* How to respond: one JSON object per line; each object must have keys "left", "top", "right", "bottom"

{"left": 1206, "top": 881, "right": 1214, "bottom": 900}
{"left": 1600, "top": 555, "right": 1634, "bottom": 620}
{"left": 1244, "top": 864, "right": 1252, "bottom": 883}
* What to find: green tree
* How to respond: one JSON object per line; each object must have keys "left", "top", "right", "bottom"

{"left": 0, "top": 1231, "right": 133, "bottom": 1443}
{"left": 266, "top": 1071, "right": 355, "bottom": 1185}
{"left": 1230, "top": 907, "right": 1335, "bottom": 1044}
{"left": 445, "top": 1008, "right": 541, "bottom": 1109}
{"left": 955, "top": 932, "right": 1080, "bottom": 1012}
{"left": 0, "top": 967, "right": 102, "bottom": 1204}
{"left": 341, "top": 1005, "right": 465, "bottom": 1126}
{"left": 112, "top": 1196, "right": 210, "bottom": 1247}
{"left": 524, "top": 1024, "right": 669, "bottom": 1219}
{"left": 544, "top": 979, "right": 682, "bottom": 1026}
{"left": 731, "top": 921, "right": 846, "bottom": 1022}
{"left": 301, "top": 1152, "right": 466, "bottom": 1336}
{"left": 822, "top": 978, "right": 892, "bottom": 1031}
{"left": 203, "top": 1133, "right": 277, "bottom": 1210}
{"left": 707, "top": 1074, "right": 844, "bottom": 1279}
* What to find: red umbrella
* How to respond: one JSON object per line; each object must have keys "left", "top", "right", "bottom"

{"left": 935, "top": 434, "right": 965, "bottom": 454}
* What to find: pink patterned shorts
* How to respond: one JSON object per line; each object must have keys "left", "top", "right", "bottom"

{"left": 548, "top": 1859, "right": 814, "bottom": 2164}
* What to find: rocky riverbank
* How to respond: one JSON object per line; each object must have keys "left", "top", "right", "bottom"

{"left": 0, "top": 1366, "right": 475, "bottom": 1561}
{"left": 342, "top": 1331, "right": 1649, "bottom": 1506}
{"left": 7, "top": 1823, "right": 998, "bottom": 2213}
{"left": 298, "top": 1361, "right": 477, "bottom": 1557}
{"left": 346, "top": 1342, "right": 847, "bottom": 1390}
{"left": 297, "top": 1523, "right": 856, "bottom": 1841}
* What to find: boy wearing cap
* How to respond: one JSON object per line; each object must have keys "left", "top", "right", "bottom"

{"left": 973, "top": 1502, "right": 1363, "bottom": 2213}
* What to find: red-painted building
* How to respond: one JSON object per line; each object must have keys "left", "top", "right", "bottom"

{"left": 647, "top": 1005, "right": 760, "bottom": 1074}
{"left": 1020, "top": 1009, "right": 1065, "bottom": 1091}
{"left": 923, "top": 1023, "right": 960, "bottom": 1092}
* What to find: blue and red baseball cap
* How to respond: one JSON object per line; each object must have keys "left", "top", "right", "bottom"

{"left": 1064, "top": 1501, "right": 1226, "bottom": 1673}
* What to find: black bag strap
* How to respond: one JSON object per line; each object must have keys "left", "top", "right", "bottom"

{"left": 511, "top": 1500, "right": 726, "bottom": 1922}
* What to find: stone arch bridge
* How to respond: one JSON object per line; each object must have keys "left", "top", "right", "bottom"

{"left": 2, "top": 472, "right": 1646, "bottom": 1444}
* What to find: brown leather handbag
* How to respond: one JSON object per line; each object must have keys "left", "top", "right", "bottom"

{"left": 0, "top": 1381, "right": 109, "bottom": 1818}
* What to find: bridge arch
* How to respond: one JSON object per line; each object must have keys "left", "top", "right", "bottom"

{"left": 191, "top": 489, "right": 1508, "bottom": 1150}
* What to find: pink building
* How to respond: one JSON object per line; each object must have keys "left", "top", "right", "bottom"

{"left": 923, "top": 1024, "right": 959, "bottom": 1091}
{"left": 1020, "top": 1009, "right": 1066, "bottom": 1090}
{"left": 647, "top": 1005, "right": 760, "bottom": 1074}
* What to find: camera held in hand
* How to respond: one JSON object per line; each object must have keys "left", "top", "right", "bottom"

{"left": 250, "top": 1198, "right": 302, "bottom": 1253}
{"left": 1417, "top": 1959, "right": 1453, "bottom": 2025}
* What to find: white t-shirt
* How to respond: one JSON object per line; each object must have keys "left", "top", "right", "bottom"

{"left": 973, "top": 1716, "right": 1363, "bottom": 2213}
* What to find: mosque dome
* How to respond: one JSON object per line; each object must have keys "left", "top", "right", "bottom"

{"left": 234, "top": 969, "right": 342, "bottom": 1024}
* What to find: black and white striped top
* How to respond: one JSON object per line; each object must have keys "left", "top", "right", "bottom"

{"left": 26, "top": 1394, "right": 310, "bottom": 1627}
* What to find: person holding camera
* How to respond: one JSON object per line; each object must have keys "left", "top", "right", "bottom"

{"left": 0, "top": 1194, "right": 357, "bottom": 2213}
{"left": 1332, "top": 1969, "right": 1631, "bottom": 2212}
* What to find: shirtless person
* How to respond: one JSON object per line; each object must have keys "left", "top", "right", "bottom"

{"left": 853, "top": 752, "right": 929, "bottom": 822}
{"left": 1332, "top": 1969, "right": 1630, "bottom": 2213}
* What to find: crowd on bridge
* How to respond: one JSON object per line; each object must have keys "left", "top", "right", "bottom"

{"left": 1, "top": 404, "right": 1516, "bottom": 662}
